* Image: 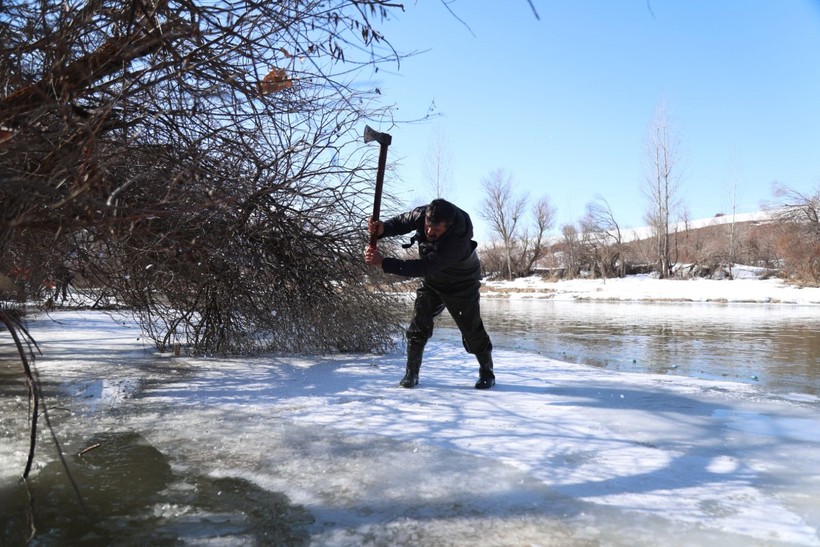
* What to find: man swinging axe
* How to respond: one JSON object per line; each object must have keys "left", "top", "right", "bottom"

{"left": 362, "top": 125, "right": 495, "bottom": 389}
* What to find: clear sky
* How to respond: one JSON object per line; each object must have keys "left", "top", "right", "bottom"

{"left": 367, "top": 1, "right": 820, "bottom": 242}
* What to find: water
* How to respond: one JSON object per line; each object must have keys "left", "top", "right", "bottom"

{"left": 436, "top": 299, "right": 820, "bottom": 396}
{"left": 0, "top": 389, "right": 313, "bottom": 546}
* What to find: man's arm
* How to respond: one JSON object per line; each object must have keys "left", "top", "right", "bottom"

{"left": 381, "top": 206, "right": 426, "bottom": 238}
{"left": 381, "top": 237, "right": 474, "bottom": 278}
{"left": 364, "top": 206, "right": 431, "bottom": 275}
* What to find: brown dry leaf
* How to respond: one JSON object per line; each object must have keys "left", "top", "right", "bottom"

{"left": 0, "top": 126, "right": 12, "bottom": 146}
{"left": 259, "top": 67, "right": 293, "bottom": 95}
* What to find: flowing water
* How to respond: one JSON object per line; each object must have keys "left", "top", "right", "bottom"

{"left": 435, "top": 299, "right": 820, "bottom": 396}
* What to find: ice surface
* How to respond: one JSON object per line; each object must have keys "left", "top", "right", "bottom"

{"left": 1, "top": 308, "right": 819, "bottom": 545}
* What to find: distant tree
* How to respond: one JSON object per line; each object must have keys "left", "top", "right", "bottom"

{"left": 770, "top": 183, "right": 820, "bottom": 234}
{"left": 518, "top": 196, "right": 556, "bottom": 275}
{"left": 480, "top": 168, "right": 526, "bottom": 279}
{"left": 581, "top": 195, "right": 625, "bottom": 278}
{"left": 421, "top": 129, "right": 455, "bottom": 200}
{"left": 560, "top": 223, "right": 583, "bottom": 278}
{"left": 744, "top": 223, "right": 781, "bottom": 270}
{"left": 476, "top": 240, "right": 505, "bottom": 277}
{"left": 674, "top": 207, "right": 701, "bottom": 276}
{"left": 642, "top": 100, "right": 683, "bottom": 278}
{"left": 722, "top": 172, "right": 744, "bottom": 279}
{"left": 768, "top": 183, "right": 820, "bottom": 284}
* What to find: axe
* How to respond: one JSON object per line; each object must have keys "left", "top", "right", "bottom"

{"left": 363, "top": 125, "right": 392, "bottom": 250}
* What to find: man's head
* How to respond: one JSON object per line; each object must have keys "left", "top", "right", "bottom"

{"left": 424, "top": 199, "right": 455, "bottom": 241}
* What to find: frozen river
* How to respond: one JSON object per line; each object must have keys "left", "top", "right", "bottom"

{"left": 2, "top": 308, "right": 819, "bottom": 545}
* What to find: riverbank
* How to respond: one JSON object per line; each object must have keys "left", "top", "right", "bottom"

{"left": 482, "top": 272, "right": 820, "bottom": 305}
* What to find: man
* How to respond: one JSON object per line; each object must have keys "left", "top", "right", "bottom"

{"left": 364, "top": 199, "right": 495, "bottom": 389}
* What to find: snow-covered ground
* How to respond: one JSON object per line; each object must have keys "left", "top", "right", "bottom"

{"left": 483, "top": 266, "right": 820, "bottom": 305}
{"left": 619, "top": 211, "right": 775, "bottom": 243}
{"left": 2, "top": 275, "right": 820, "bottom": 545}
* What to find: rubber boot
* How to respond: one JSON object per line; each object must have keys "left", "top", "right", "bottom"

{"left": 400, "top": 343, "right": 424, "bottom": 388}
{"left": 474, "top": 350, "right": 495, "bottom": 389}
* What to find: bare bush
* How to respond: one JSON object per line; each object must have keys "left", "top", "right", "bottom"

{"left": 768, "top": 183, "right": 820, "bottom": 284}
{"left": 1, "top": 0, "right": 407, "bottom": 355}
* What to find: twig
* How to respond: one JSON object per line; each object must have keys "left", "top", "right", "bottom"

{"left": 526, "top": 0, "right": 541, "bottom": 20}
{"left": 0, "top": 311, "right": 40, "bottom": 478}
{"left": 0, "top": 311, "right": 86, "bottom": 511}
{"left": 21, "top": 478, "right": 37, "bottom": 542}
{"left": 35, "top": 366, "right": 87, "bottom": 512}
{"left": 78, "top": 443, "right": 101, "bottom": 456}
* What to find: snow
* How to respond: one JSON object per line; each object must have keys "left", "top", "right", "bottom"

{"left": 620, "top": 211, "right": 776, "bottom": 243}
{"left": 483, "top": 266, "right": 820, "bottom": 305}
{"left": 2, "top": 275, "right": 820, "bottom": 545}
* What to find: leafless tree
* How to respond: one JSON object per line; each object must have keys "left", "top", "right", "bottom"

{"left": 421, "top": 129, "right": 455, "bottom": 200}
{"left": 1, "top": 0, "right": 408, "bottom": 351}
{"left": 581, "top": 195, "right": 625, "bottom": 278}
{"left": 518, "top": 196, "right": 555, "bottom": 275}
{"left": 480, "top": 168, "right": 526, "bottom": 279}
{"left": 674, "top": 208, "right": 697, "bottom": 276}
{"left": 770, "top": 183, "right": 820, "bottom": 233}
{"left": 642, "top": 100, "right": 683, "bottom": 278}
{"left": 559, "top": 223, "right": 583, "bottom": 278}
{"left": 767, "top": 182, "right": 820, "bottom": 284}
{"left": 476, "top": 240, "right": 505, "bottom": 277}
{"left": 724, "top": 175, "right": 741, "bottom": 278}
{"left": 1, "top": 0, "right": 410, "bottom": 480}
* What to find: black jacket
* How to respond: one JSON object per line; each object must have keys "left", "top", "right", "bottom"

{"left": 379, "top": 203, "right": 481, "bottom": 287}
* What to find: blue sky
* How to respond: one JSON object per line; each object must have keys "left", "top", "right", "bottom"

{"left": 368, "top": 1, "right": 820, "bottom": 242}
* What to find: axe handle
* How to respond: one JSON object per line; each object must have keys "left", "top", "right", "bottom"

{"left": 369, "top": 141, "right": 389, "bottom": 250}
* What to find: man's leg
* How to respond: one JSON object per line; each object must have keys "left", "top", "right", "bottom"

{"left": 473, "top": 347, "right": 495, "bottom": 389}
{"left": 401, "top": 343, "right": 423, "bottom": 388}
{"left": 402, "top": 285, "right": 444, "bottom": 388}
{"left": 441, "top": 281, "right": 494, "bottom": 389}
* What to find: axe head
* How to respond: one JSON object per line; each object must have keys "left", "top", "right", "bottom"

{"left": 364, "top": 125, "right": 392, "bottom": 147}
